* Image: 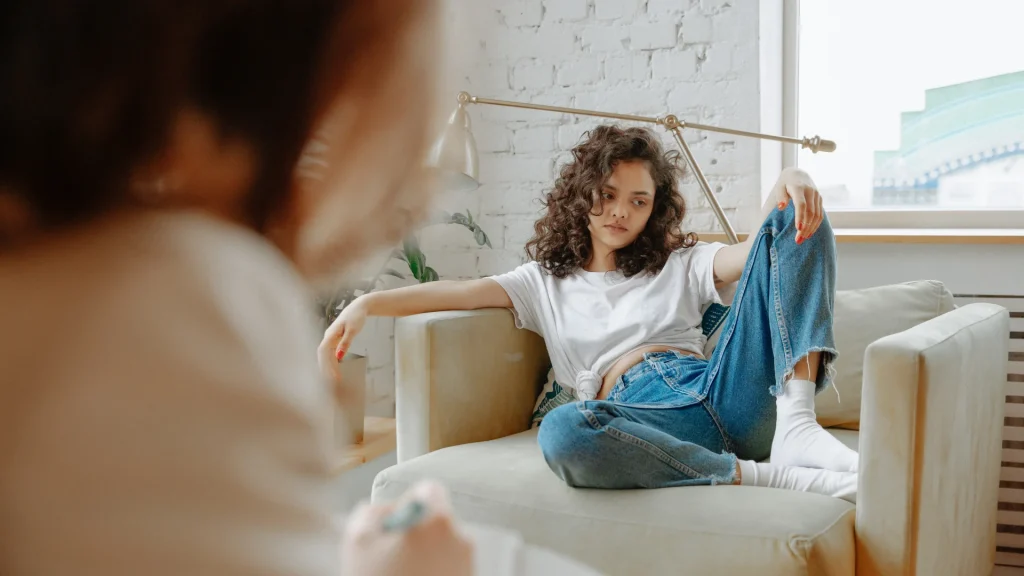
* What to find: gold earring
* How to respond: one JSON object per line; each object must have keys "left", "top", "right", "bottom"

{"left": 131, "top": 173, "right": 184, "bottom": 203}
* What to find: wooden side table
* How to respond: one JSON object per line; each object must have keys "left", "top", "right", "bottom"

{"left": 333, "top": 416, "right": 396, "bottom": 475}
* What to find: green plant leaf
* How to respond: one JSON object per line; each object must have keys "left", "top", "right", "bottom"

{"left": 413, "top": 251, "right": 428, "bottom": 281}
{"left": 449, "top": 212, "right": 470, "bottom": 227}
{"left": 423, "top": 266, "right": 439, "bottom": 282}
{"left": 473, "top": 227, "right": 492, "bottom": 248}
{"left": 402, "top": 237, "right": 425, "bottom": 280}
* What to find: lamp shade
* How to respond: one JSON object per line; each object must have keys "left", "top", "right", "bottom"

{"left": 427, "top": 104, "right": 480, "bottom": 192}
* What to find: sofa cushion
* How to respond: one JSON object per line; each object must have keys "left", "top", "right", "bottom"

{"left": 373, "top": 429, "right": 858, "bottom": 576}
{"left": 816, "top": 280, "right": 954, "bottom": 429}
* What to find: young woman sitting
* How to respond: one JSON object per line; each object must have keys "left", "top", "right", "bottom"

{"left": 319, "top": 125, "right": 859, "bottom": 501}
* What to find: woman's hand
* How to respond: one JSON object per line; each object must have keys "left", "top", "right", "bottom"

{"left": 340, "top": 481, "right": 474, "bottom": 576}
{"left": 774, "top": 168, "right": 823, "bottom": 244}
{"left": 317, "top": 298, "right": 368, "bottom": 386}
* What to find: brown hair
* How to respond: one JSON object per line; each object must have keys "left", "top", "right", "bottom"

{"left": 525, "top": 125, "right": 697, "bottom": 278}
{"left": 0, "top": 0, "right": 437, "bottom": 247}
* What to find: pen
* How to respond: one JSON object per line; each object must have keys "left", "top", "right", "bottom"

{"left": 381, "top": 500, "right": 427, "bottom": 532}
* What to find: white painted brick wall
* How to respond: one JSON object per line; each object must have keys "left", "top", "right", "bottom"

{"left": 512, "top": 61, "right": 554, "bottom": 90}
{"left": 651, "top": 50, "right": 697, "bottom": 80}
{"left": 628, "top": 21, "right": 678, "bottom": 50}
{"left": 513, "top": 126, "right": 557, "bottom": 153}
{"left": 498, "top": 1, "right": 543, "bottom": 27}
{"left": 594, "top": 0, "right": 642, "bottom": 20}
{"left": 543, "top": 0, "right": 589, "bottom": 22}
{"left": 556, "top": 57, "right": 602, "bottom": 85}
{"left": 361, "top": 0, "right": 763, "bottom": 415}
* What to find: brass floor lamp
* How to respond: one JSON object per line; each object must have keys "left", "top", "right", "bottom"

{"left": 429, "top": 91, "right": 836, "bottom": 245}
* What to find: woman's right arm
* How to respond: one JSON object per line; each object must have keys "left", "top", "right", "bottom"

{"left": 358, "top": 278, "right": 512, "bottom": 317}
{"left": 317, "top": 279, "right": 511, "bottom": 381}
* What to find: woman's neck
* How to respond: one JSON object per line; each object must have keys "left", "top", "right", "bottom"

{"left": 584, "top": 244, "right": 616, "bottom": 272}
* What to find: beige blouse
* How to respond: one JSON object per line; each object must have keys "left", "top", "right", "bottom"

{"left": 0, "top": 211, "right": 340, "bottom": 575}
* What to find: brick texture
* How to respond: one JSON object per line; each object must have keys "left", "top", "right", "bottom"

{"left": 358, "top": 0, "right": 763, "bottom": 415}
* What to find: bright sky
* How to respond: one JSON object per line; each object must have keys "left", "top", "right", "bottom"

{"left": 796, "top": 0, "right": 1024, "bottom": 207}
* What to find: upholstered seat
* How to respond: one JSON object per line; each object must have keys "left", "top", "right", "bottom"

{"left": 375, "top": 428, "right": 860, "bottom": 575}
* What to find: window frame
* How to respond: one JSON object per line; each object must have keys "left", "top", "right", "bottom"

{"left": 774, "top": 0, "right": 1024, "bottom": 231}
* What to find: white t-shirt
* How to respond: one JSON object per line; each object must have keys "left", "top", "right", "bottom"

{"left": 490, "top": 242, "right": 726, "bottom": 400}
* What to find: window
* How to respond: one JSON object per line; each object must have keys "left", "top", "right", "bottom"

{"left": 789, "top": 0, "right": 1024, "bottom": 227}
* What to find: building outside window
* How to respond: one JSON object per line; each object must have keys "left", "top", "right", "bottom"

{"left": 794, "top": 0, "right": 1024, "bottom": 219}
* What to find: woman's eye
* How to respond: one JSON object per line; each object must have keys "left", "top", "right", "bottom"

{"left": 602, "top": 192, "right": 614, "bottom": 200}
{"left": 633, "top": 199, "right": 646, "bottom": 206}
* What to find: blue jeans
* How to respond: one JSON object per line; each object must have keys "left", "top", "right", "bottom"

{"left": 537, "top": 205, "right": 838, "bottom": 489}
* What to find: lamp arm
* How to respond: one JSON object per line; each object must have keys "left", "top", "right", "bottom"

{"left": 667, "top": 126, "right": 739, "bottom": 244}
{"left": 464, "top": 94, "right": 662, "bottom": 125}
{"left": 458, "top": 92, "right": 836, "bottom": 154}
{"left": 455, "top": 91, "right": 836, "bottom": 245}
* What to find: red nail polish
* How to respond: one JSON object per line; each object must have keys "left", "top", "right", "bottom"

{"left": 777, "top": 203, "right": 785, "bottom": 210}
{"left": 796, "top": 236, "right": 804, "bottom": 245}
{"left": 336, "top": 349, "right": 345, "bottom": 361}
{"left": 797, "top": 222, "right": 802, "bottom": 231}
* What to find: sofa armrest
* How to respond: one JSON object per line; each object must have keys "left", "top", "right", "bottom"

{"left": 856, "top": 303, "right": 1008, "bottom": 576}
{"left": 394, "top": 308, "right": 549, "bottom": 463}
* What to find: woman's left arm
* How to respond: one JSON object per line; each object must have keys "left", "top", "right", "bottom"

{"left": 712, "top": 167, "right": 823, "bottom": 286}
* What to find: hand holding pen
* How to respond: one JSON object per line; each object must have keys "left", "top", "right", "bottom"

{"left": 340, "top": 480, "right": 473, "bottom": 576}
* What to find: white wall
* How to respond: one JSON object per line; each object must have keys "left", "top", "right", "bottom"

{"left": 351, "top": 0, "right": 769, "bottom": 415}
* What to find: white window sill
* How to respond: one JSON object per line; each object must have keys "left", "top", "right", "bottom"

{"left": 698, "top": 228, "right": 1024, "bottom": 245}
{"left": 826, "top": 209, "right": 1024, "bottom": 230}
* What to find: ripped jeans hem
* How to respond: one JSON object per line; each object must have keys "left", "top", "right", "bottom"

{"left": 768, "top": 346, "right": 840, "bottom": 401}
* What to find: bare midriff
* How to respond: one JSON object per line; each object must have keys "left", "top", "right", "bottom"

{"left": 595, "top": 344, "right": 704, "bottom": 400}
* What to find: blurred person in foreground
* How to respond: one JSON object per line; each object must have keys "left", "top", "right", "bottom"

{"left": 0, "top": 1, "right": 485, "bottom": 575}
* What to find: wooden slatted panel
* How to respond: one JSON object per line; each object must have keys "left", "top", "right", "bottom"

{"left": 956, "top": 295, "right": 1024, "bottom": 567}
{"left": 995, "top": 553, "right": 1024, "bottom": 570}
{"left": 1001, "top": 467, "right": 1024, "bottom": 483}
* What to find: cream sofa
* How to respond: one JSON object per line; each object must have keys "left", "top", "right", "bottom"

{"left": 372, "top": 281, "right": 1008, "bottom": 575}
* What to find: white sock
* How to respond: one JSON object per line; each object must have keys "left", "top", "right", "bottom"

{"left": 738, "top": 459, "right": 857, "bottom": 504}
{"left": 771, "top": 379, "right": 859, "bottom": 473}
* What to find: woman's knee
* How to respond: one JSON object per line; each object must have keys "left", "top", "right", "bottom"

{"left": 537, "top": 403, "right": 601, "bottom": 487}
{"left": 537, "top": 404, "right": 586, "bottom": 461}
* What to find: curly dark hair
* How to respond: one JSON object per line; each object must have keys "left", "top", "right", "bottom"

{"left": 525, "top": 125, "right": 697, "bottom": 278}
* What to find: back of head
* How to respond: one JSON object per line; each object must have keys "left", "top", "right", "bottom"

{"left": 0, "top": 0, "right": 441, "bottom": 277}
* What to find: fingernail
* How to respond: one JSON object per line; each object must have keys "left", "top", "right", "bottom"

{"left": 796, "top": 235, "right": 804, "bottom": 245}
{"left": 336, "top": 349, "right": 345, "bottom": 360}
{"left": 777, "top": 203, "right": 785, "bottom": 210}
{"left": 796, "top": 222, "right": 802, "bottom": 231}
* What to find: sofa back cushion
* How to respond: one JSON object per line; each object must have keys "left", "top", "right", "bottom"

{"left": 817, "top": 280, "right": 955, "bottom": 428}
{"left": 705, "top": 280, "right": 954, "bottom": 429}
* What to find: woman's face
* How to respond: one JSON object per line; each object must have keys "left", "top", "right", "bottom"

{"left": 587, "top": 160, "right": 655, "bottom": 252}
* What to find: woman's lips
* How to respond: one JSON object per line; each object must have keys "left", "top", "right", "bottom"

{"left": 604, "top": 224, "right": 627, "bottom": 233}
